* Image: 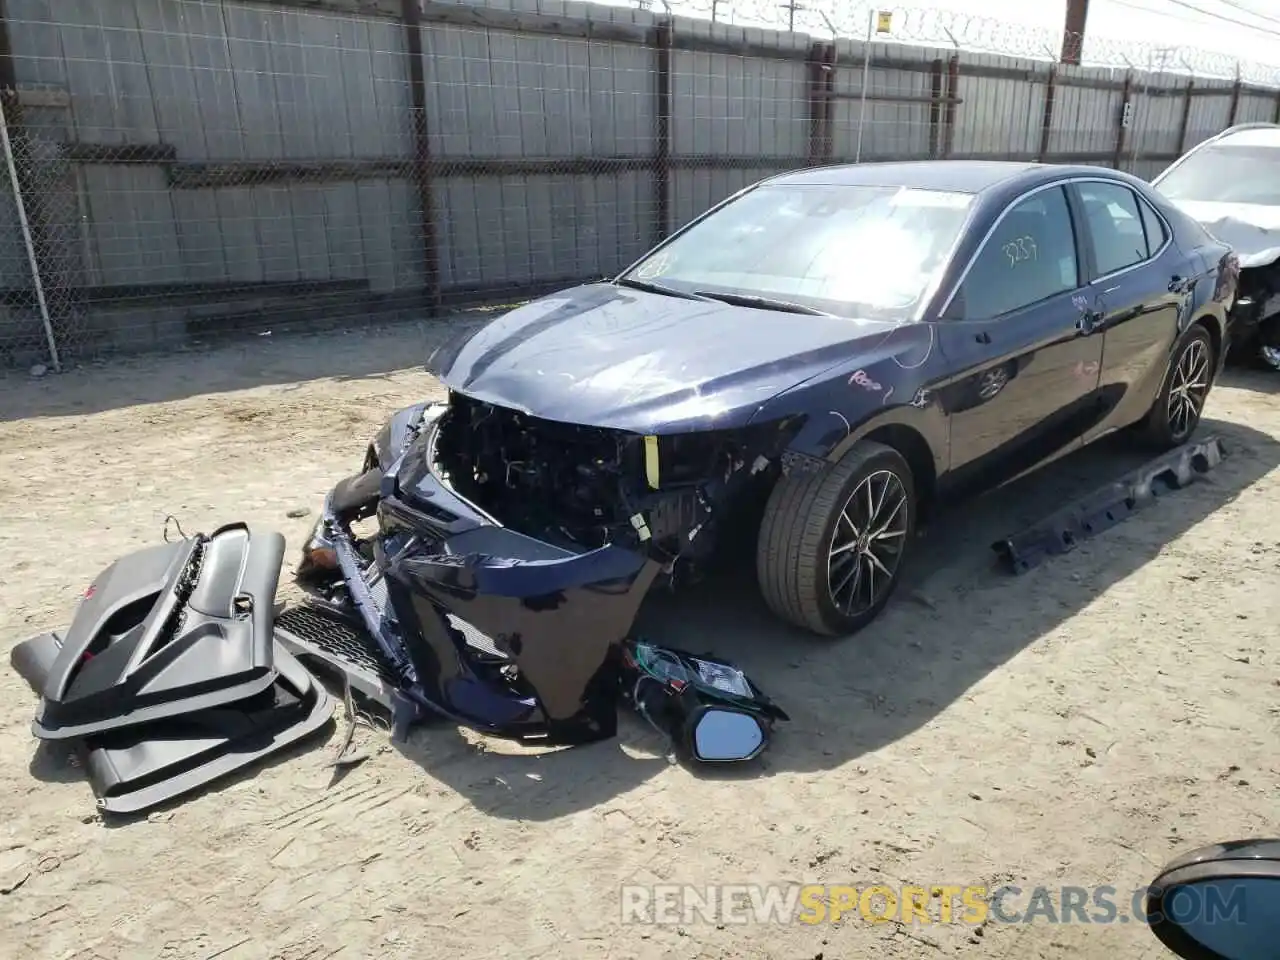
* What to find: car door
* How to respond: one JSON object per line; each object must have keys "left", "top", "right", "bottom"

{"left": 935, "top": 184, "right": 1106, "bottom": 492}
{"left": 1068, "top": 180, "right": 1189, "bottom": 442}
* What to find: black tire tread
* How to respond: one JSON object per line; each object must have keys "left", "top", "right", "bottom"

{"left": 756, "top": 441, "right": 901, "bottom": 636}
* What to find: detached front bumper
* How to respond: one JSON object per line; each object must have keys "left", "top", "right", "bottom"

{"left": 280, "top": 403, "right": 660, "bottom": 745}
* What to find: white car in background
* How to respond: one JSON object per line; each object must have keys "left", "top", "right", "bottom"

{"left": 1152, "top": 122, "right": 1280, "bottom": 369}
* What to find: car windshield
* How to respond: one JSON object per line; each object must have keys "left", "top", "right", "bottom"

{"left": 619, "top": 182, "right": 975, "bottom": 322}
{"left": 1156, "top": 143, "right": 1280, "bottom": 206}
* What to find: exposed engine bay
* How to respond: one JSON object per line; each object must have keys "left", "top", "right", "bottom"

{"left": 431, "top": 391, "right": 790, "bottom": 572}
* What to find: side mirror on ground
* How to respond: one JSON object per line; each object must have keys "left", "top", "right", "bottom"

{"left": 621, "top": 639, "right": 788, "bottom": 765}
{"left": 688, "top": 707, "right": 766, "bottom": 762}
{"left": 1147, "top": 840, "right": 1280, "bottom": 959}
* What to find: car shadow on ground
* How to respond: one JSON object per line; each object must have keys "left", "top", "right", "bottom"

{"left": 394, "top": 418, "right": 1280, "bottom": 820}
{"left": 1221, "top": 366, "right": 1280, "bottom": 396}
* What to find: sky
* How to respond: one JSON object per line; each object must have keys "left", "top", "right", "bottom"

{"left": 616, "top": 0, "right": 1280, "bottom": 83}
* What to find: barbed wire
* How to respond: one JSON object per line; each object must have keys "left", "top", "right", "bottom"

{"left": 630, "top": 0, "right": 1280, "bottom": 84}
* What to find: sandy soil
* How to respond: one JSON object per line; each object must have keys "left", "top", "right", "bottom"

{"left": 0, "top": 324, "right": 1278, "bottom": 960}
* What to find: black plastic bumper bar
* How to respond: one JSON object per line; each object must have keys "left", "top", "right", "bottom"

{"left": 992, "top": 435, "right": 1229, "bottom": 575}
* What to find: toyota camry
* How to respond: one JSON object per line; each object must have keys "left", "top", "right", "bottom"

{"left": 306, "top": 161, "right": 1237, "bottom": 655}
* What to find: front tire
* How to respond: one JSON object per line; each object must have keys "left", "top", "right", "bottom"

{"left": 1139, "top": 326, "right": 1215, "bottom": 449}
{"left": 756, "top": 441, "right": 916, "bottom": 637}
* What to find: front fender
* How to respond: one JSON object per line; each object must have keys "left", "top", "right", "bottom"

{"left": 823, "top": 403, "right": 949, "bottom": 472}
{"left": 749, "top": 340, "right": 948, "bottom": 477}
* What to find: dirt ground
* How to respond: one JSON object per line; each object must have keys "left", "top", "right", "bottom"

{"left": 1, "top": 323, "right": 1278, "bottom": 960}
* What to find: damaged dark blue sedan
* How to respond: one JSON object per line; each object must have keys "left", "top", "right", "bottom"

{"left": 292, "top": 160, "right": 1236, "bottom": 742}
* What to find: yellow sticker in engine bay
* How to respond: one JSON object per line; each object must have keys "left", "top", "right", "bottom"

{"left": 644, "top": 435, "right": 660, "bottom": 489}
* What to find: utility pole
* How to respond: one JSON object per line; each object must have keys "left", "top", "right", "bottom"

{"left": 1060, "top": 0, "right": 1090, "bottom": 65}
{"left": 780, "top": 0, "right": 804, "bottom": 32}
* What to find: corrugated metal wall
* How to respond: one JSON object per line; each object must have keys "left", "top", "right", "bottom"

{"left": 0, "top": 0, "right": 1275, "bottom": 364}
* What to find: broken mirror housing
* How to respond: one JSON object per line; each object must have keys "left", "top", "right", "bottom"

{"left": 622, "top": 638, "right": 788, "bottom": 763}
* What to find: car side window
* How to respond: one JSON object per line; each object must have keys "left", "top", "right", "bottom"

{"left": 1077, "top": 183, "right": 1149, "bottom": 276}
{"left": 950, "top": 186, "right": 1079, "bottom": 320}
{"left": 1138, "top": 197, "right": 1168, "bottom": 257}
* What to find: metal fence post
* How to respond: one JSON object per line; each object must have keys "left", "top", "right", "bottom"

{"left": 0, "top": 92, "right": 58, "bottom": 371}
{"left": 1227, "top": 67, "right": 1242, "bottom": 126}
{"left": 854, "top": 11, "right": 874, "bottom": 163}
{"left": 401, "top": 0, "right": 441, "bottom": 316}
{"left": 0, "top": 0, "right": 65, "bottom": 370}
{"left": 1038, "top": 63, "right": 1057, "bottom": 162}
{"left": 652, "top": 17, "right": 672, "bottom": 246}
{"left": 1177, "top": 78, "right": 1194, "bottom": 154}
{"left": 942, "top": 54, "right": 959, "bottom": 158}
{"left": 1112, "top": 69, "right": 1133, "bottom": 170}
{"left": 806, "top": 42, "right": 831, "bottom": 166}
{"left": 821, "top": 44, "right": 835, "bottom": 161}
{"left": 928, "top": 57, "right": 944, "bottom": 158}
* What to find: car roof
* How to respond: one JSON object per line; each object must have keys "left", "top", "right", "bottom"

{"left": 1203, "top": 123, "right": 1280, "bottom": 148}
{"left": 766, "top": 160, "right": 1133, "bottom": 196}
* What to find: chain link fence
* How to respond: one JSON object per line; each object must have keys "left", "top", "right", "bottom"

{"left": 0, "top": 0, "right": 1278, "bottom": 369}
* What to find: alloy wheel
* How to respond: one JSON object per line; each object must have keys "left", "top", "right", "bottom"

{"left": 1168, "top": 339, "right": 1210, "bottom": 439}
{"left": 827, "top": 469, "right": 909, "bottom": 617}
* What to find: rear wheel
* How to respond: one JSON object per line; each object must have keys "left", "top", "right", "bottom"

{"left": 1139, "top": 326, "right": 1214, "bottom": 449}
{"left": 756, "top": 441, "right": 916, "bottom": 637}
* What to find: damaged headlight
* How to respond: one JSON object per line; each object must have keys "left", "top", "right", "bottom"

{"left": 365, "top": 402, "right": 441, "bottom": 476}
{"left": 297, "top": 518, "right": 338, "bottom": 580}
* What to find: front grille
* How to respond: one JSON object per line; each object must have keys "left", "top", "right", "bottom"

{"left": 274, "top": 605, "right": 399, "bottom": 685}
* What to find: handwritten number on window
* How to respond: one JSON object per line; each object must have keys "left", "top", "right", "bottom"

{"left": 1002, "top": 235, "right": 1038, "bottom": 267}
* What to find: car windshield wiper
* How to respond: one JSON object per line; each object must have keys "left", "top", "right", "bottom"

{"left": 615, "top": 276, "right": 712, "bottom": 301}
{"left": 691, "top": 291, "right": 836, "bottom": 316}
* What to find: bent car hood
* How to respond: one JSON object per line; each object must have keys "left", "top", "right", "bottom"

{"left": 426, "top": 283, "right": 900, "bottom": 432}
{"left": 1171, "top": 200, "right": 1280, "bottom": 269}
